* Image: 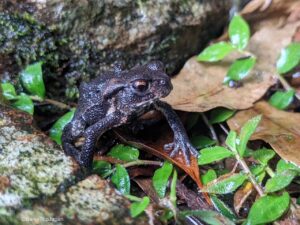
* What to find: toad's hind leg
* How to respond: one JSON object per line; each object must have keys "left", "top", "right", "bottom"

{"left": 77, "top": 113, "right": 123, "bottom": 168}
{"left": 62, "top": 120, "right": 85, "bottom": 157}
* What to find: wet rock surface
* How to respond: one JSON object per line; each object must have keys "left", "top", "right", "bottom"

{"left": 0, "top": 105, "right": 147, "bottom": 225}
{"left": 0, "top": 0, "right": 236, "bottom": 100}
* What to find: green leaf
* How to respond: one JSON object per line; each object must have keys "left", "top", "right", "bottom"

{"left": 20, "top": 62, "right": 45, "bottom": 99}
{"left": 49, "top": 109, "right": 75, "bottom": 145}
{"left": 252, "top": 148, "right": 275, "bottom": 165}
{"left": 249, "top": 165, "right": 265, "bottom": 176}
{"left": 111, "top": 164, "right": 130, "bottom": 195}
{"left": 107, "top": 144, "right": 139, "bottom": 162}
{"left": 237, "top": 115, "right": 262, "bottom": 156}
{"left": 198, "top": 146, "right": 234, "bottom": 165}
{"left": 130, "top": 196, "right": 150, "bottom": 217}
{"left": 92, "top": 160, "right": 112, "bottom": 178}
{"left": 265, "top": 170, "right": 297, "bottom": 193}
{"left": 191, "top": 135, "right": 216, "bottom": 149}
{"left": 225, "top": 57, "right": 256, "bottom": 82}
{"left": 250, "top": 164, "right": 266, "bottom": 184}
{"left": 202, "top": 169, "right": 217, "bottom": 185}
{"left": 152, "top": 161, "right": 173, "bottom": 198}
{"left": 276, "top": 43, "right": 300, "bottom": 74}
{"left": 246, "top": 192, "right": 290, "bottom": 225}
{"left": 180, "top": 210, "right": 235, "bottom": 225}
{"left": 12, "top": 93, "right": 34, "bottom": 115}
{"left": 1, "top": 83, "right": 17, "bottom": 100}
{"left": 225, "top": 131, "right": 237, "bottom": 153}
{"left": 209, "top": 108, "right": 236, "bottom": 124}
{"left": 159, "top": 210, "right": 174, "bottom": 223}
{"left": 229, "top": 14, "right": 250, "bottom": 50}
{"left": 204, "top": 173, "right": 247, "bottom": 194}
{"left": 269, "top": 90, "right": 295, "bottom": 110}
{"left": 197, "top": 42, "right": 234, "bottom": 62}
{"left": 276, "top": 159, "right": 300, "bottom": 173}
{"left": 211, "top": 196, "right": 237, "bottom": 221}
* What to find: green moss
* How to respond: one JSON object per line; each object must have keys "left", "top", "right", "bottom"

{"left": 0, "top": 13, "right": 59, "bottom": 68}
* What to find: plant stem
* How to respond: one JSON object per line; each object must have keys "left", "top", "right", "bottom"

{"left": 30, "top": 96, "right": 72, "bottom": 110}
{"left": 200, "top": 113, "right": 219, "bottom": 145}
{"left": 265, "top": 166, "right": 275, "bottom": 177}
{"left": 275, "top": 73, "right": 300, "bottom": 100}
{"left": 124, "top": 194, "right": 143, "bottom": 202}
{"left": 236, "top": 154, "right": 264, "bottom": 196}
{"left": 122, "top": 160, "right": 162, "bottom": 168}
{"left": 99, "top": 159, "right": 162, "bottom": 178}
{"left": 219, "top": 124, "right": 229, "bottom": 135}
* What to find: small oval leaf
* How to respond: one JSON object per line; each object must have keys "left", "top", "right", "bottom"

{"left": 152, "top": 161, "right": 173, "bottom": 198}
{"left": 237, "top": 115, "right": 262, "bottom": 156}
{"left": 198, "top": 146, "right": 234, "bottom": 165}
{"left": 276, "top": 43, "right": 300, "bottom": 74}
{"left": 229, "top": 15, "right": 250, "bottom": 50}
{"left": 247, "top": 192, "right": 290, "bottom": 225}
{"left": 130, "top": 196, "right": 150, "bottom": 218}
{"left": 265, "top": 170, "right": 297, "bottom": 193}
{"left": 111, "top": 164, "right": 130, "bottom": 195}
{"left": 225, "top": 131, "right": 237, "bottom": 153}
{"left": 276, "top": 159, "right": 300, "bottom": 173}
{"left": 180, "top": 210, "right": 235, "bottom": 225}
{"left": 49, "top": 109, "right": 75, "bottom": 145}
{"left": 20, "top": 62, "right": 45, "bottom": 99}
{"left": 203, "top": 173, "right": 247, "bottom": 194}
{"left": 1, "top": 83, "right": 17, "bottom": 100}
{"left": 201, "top": 169, "right": 217, "bottom": 185}
{"left": 191, "top": 135, "right": 216, "bottom": 149}
{"left": 211, "top": 196, "right": 237, "bottom": 221}
{"left": 268, "top": 90, "right": 295, "bottom": 110}
{"left": 92, "top": 160, "right": 112, "bottom": 178}
{"left": 252, "top": 148, "right": 275, "bottom": 165}
{"left": 197, "top": 42, "right": 234, "bottom": 62}
{"left": 225, "top": 57, "right": 256, "bottom": 81}
{"left": 210, "top": 108, "right": 236, "bottom": 124}
{"left": 107, "top": 144, "right": 139, "bottom": 162}
{"left": 13, "top": 93, "right": 34, "bottom": 115}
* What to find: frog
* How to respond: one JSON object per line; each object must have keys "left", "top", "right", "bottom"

{"left": 62, "top": 61, "right": 198, "bottom": 168}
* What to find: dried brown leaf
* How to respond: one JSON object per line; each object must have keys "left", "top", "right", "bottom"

{"left": 164, "top": 19, "right": 300, "bottom": 113}
{"left": 163, "top": 55, "right": 276, "bottom": 112}
{"left": 227, "top": 101, "right": 300, "bottom": 166}
{"left": 234, "top": 182, "right": 254, "bottom": 214}
{"left": 133, "top": 178, "right": 160, "bottom": 204}
{"left": 241, "top": 0, "right": 273, "bottom": 14}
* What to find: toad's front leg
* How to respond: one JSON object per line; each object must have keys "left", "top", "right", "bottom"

{"left": 73, "top": 113, "right": 123, "bottom": 168}
{"left": 153, "top": 100, "right": 198, "bottom": 165}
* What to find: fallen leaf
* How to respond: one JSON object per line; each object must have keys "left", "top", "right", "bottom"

{"left": 113, "top": 129, "right": 212, "bottom": 205}
{"left": 163, "top": 55, "right": 276, "bottom": 112}
{"left": 133, "top": 178, "right": 160, "bottom": 204}
{"left": 234, "top": 182, "right": 254, "bottom": 214}
{"left": 164, "top": 18, "right": 300, "bottom": 112}
{"left": 176, "top": 181, "right": 211, "bottom": 210}
{"left": 227, "top": 101, "right": 300, "bottom": 166}
{"left": 241, "top": 0, "right": 273, "bottom": 14}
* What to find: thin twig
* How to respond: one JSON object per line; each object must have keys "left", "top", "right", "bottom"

{"left": 122, "top": 160, "right": 163, "bottom": 168}
{"left": 236, "top": 154, "right": 264, "bottom": 196}
{"left": 219, "top": 124, "right": 229, "bottom": 135}
{"left": 200, "top": 113, "right": 219, "bottom": 145}
{"left": 30, "top": 96, "right": 72, "bottom": 110}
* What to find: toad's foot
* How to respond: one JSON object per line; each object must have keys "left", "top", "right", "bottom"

{"left": 164, "top": 136, "right": 198, "bottom": 165}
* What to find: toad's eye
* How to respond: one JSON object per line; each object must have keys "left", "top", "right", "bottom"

{"left": 132, "top": 80, "right": 149, "bottom": 93}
